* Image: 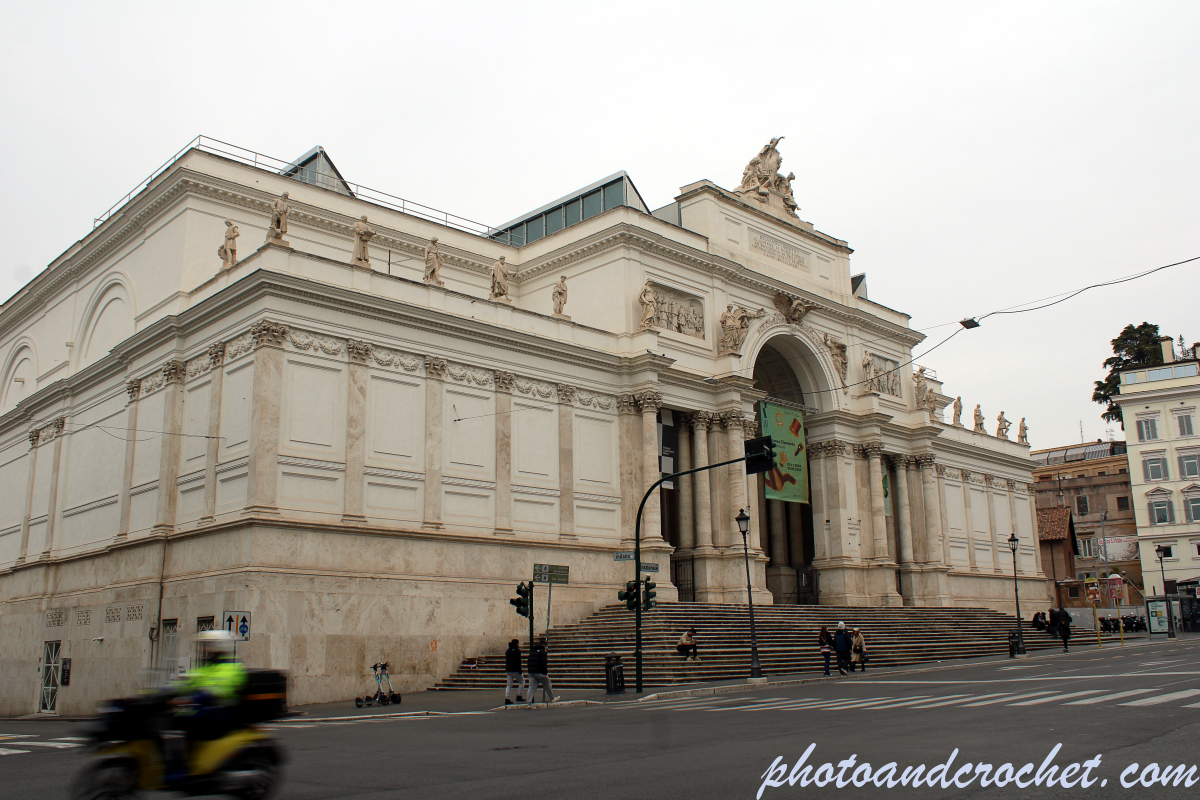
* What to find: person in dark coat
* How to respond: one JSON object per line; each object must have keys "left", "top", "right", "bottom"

{"left": 503, "top": 639, "right": 525, "bottom": 705}
{"left": 1056, "top": 607, "right": 1072, "bottom": 652}
{"left": 818, "top": 626, "right": 834, "bottom": 676}
{"left": 833, "top": 622, "right": 854, "bottom": 676}
{"left": 526, "top": 637, "right": 559, "bottom": 704}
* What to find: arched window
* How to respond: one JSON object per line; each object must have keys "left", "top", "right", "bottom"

{"left": 1, "top": 344, "right": 37, "bottom": 412}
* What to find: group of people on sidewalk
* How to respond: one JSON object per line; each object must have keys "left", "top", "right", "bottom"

{"left": 1032, "top": 606, "right": 1073, "bottom": 652}
{"left": 819, "top": 622, "right": 867, "bottom": 676}
{"left": 504, "top": 637, "right": 561, "bottom": 705}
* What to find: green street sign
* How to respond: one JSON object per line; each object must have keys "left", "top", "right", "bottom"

{"left": 533, "top": 563, "right": 570, "bottom": 584}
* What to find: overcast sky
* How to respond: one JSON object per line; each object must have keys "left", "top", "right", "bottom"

{"left": 1, "top": 1, "right": 1196, "bottom": 449}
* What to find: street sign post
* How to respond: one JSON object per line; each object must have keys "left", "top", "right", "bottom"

{"left": 223, "top": 611, "right": 252, "bottom": 642}
{"left": 613, "top": 552, "right": 634, "bottom": 562}
{"left": 532, "top": 564, "right": 569, "bottom": 584}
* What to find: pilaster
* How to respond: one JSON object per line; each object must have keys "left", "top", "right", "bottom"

{"left": 557, "top": 383, "right": 576, "bottom": 540}
{"left": 342, "top": 339, "right": 370, "bottom": 522}
{"left": 677, "top": 413, "right": 694, "bottom": 550}
{"left": 637, "top": 390, "right": 663, "bottom": 542}
{"left": 116, "top": 379, "right": 141, "bottom": 539}
{"left": 154, "top": 360, "right": 185, "bottom": 532}
{"left": 423, "top": 356, "right": 447, "bottom": 530}
{"left": 245, "top": 322, "right": 288, "bottom": 515}
{"left": 201, "top": 343, "right": 226, "bottom": 523}
{"left": 493, "top": 371, "right": 514, "bottom": 535}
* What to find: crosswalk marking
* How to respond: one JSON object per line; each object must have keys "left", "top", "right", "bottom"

{"left": 17, "top": 742, "right": 81, "bottom": 749}
{"left": 1064, "top": 689, "right": 1158, "bottom": 705}
{"left": 1119, "top": 689, "right": 1200, "bottom": 707}
{"left": 912, "top": 692, "right": 1016, "bottom": 708}
{"left": 795, "top": 697, "right": 895, "bottom": 710}
{"left": 960, "top": 691, "right": 1055, "bottom": 707}
{"left": 52, "top": 737, "right": 89, "bottom": 742}
{"left": 0, "top": 748, "right": 31, "bottom": 756}
{"left": 1007, "top": 690, "right": 1104, "bottom": 705}
{"left": 854, "top": 696, "right": 940, "bottom": 709}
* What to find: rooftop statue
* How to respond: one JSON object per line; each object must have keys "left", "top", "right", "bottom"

{"left": 1017, "top": 418, "right": 1029, "bottom": 445}
{"left": 267, "top": 191, "right": 290, "bottom": 242}
{"left": 973, "top": 404, "right": 985, "bottom": 433}
{"left": 490, "top": 256, "right": 511, "bottom": 301}
{"left": 952, "top": 396, "right": 963, "bottom": 426}
{"left": 736, "top": 137, "right": 799, "bottom": 217}
{"left": 424, "top": 237, "right": 445, "bottom": 286}
{"left": 552, "top": 275, "right": 568, "bottom": 318}
{"left": 218, "top": 220, "right": 239, "bottom": 271}
{"left": 996, "top": 412, "right": 1011, "bottom": 439}
{"left": 352, "top": 216, "right": 374, "bottom": 267}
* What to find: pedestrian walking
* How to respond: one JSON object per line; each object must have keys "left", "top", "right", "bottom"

{"left": 1056, "top": 607, "right": 1072, "bottom": 652}
{"left": 676, "top": 628, "right": 700, "bottom": 661}
{"left": 1045, "top": 607, "right": 1058, "bottom": 639}
{"left": 833, "top": 622, "right": 854, "bottom": 676}
{"left": 526, "top": 636, "right": 560, "bottom": 704}
{"left": 851, "top": 628, "right": 868, "bottom": 673}
{"left": 503, "top": 639, "right": 525, "bottom": 705}
{"left": 818, "top": 626, "right": 834, "bottom": 676}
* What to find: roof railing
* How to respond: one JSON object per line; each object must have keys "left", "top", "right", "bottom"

{"left": 93, "top": 135, "right": 518, "bottom": 244}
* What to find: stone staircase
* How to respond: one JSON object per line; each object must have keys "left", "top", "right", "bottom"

{"left": 434, "top": 602, "right": 1116, "bottom": 690}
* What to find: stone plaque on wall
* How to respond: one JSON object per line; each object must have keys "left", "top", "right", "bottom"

{"left": 749, "top": 228, "right": 809, "bottom": 271}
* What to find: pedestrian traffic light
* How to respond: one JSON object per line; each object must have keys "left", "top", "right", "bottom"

{"left": 744, "top": 435, "right": 775, "bottom": 475}
{"left": 643, "top": 575, "right": 657, "bottom": 611}
{"left": 510, "top": 582, "right": 532, "bottom": 618}
{"left": 618, "top": 580, "right": 639, "bottom": 611}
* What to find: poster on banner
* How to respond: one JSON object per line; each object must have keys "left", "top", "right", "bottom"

{"left": 1098, "top": 535, "right": 1139, "bottom": 562}
{"left": 1147, "top": 601, "right": 1169, "bottom": 633}
{"left": 758, "top": 402, "right": 809, "bottom": 504}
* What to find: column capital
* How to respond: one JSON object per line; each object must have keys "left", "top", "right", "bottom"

{"left": 636, "top": 390, "right": 663, "bottom": 413}
{"left": 126, "top": 378, "right": 142, "bottom": 404}
{"left": 934, "top": 463, "right": 949, "bottom": 477}
{"left": 741, "top": 416, "right": 759, "bottom": 438}
{"left": 207, "top": 341, "right": 226, "bottom": 368}
{"left": 717, "top": 410, "right": 746, "bottom": 429}
{"left": 494, "top": 370, "right": 515, "bottom": 393}
{"left": 889, "top": 454, "right": 915, "bottom": 470}
{"left": 425, "top": 356, "right": 448, "bottom": 380}
{"left": 916, "top": 452, "right": 937, "bottom": 469}
{"left": 556, "top": 383, "right": 577, "bottom": 404}
{"left": 346, "top": 339, "right": 373, "bottom": 364}
{"left": 162, "top": 360, "right": 185, "bottom": 385}
{"left": 858, "top": 441, "right": 884, "bottom": 458}
{"left": 250, "top": 320, "right": 290, "bottom": 349}
{"left": 616, "top": 394, "right": 639, "bottom": 415}
{"left": 690, "top": 410, "right": 714, "bottom": 430}
{"left": 818, "top": 438, "right": 849, "bottom": 456}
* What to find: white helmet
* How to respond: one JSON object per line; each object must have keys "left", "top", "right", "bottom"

{"left": 197, "top": 629, "right": 236, "bottom": 656}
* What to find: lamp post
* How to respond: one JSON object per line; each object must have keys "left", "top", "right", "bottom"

{"left": 1007, "top": 532, "right": 1027, "bottom": 656}
{"left": 736, "top": 508, "right": 764, "bottom": 679}
{"left": 1155, "top": 544, "right": 1177, "bottom": 640}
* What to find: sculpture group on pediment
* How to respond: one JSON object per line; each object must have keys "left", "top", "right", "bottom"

{"left": 773, "top": 292, "right": 819, "bottom": 325}
{"left": 861, "top": 352, "right": 901, "bottom": 397}
{"left": 424, "top": 238, "right": 445, "bottom": 286}
{"left": 638, "top": 282, "right": 705, "bottom": 339}
{"left": 352, "top": 216, "right": 374, "bottom": 267}
{"left": 736, "top": 137, "right": 800, "bottom": 218}
{"left": 717, "top": 304, "right": 766, "bottom": 355}
{"left": 218, "top": 220, "right": 239, "bottom": 270}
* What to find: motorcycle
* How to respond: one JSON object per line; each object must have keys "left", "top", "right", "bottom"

{"left": 70, "top": 669, "right": 287, "bottom": 800}
{"left": 355, "top": 662, "right": 402, "bottom": 708}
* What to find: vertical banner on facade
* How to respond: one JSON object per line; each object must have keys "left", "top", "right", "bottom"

{"left": 658, "top": 410, "right": 678, "bottom": 489}
{"left": 758, "top": 402, "right": 809, "bottom": 504}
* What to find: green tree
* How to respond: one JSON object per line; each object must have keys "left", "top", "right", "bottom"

{"left": 1092, "top": 322, "right": 1163, "bottom": 426}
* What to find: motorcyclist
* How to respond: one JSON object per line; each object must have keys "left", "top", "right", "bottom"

{"left": 168, "top": 630, "right": 248, "bottom": 781}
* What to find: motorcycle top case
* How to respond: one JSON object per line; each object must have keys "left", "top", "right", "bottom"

{"left": 236, "top": 669, "right": 288, "bottom": 723}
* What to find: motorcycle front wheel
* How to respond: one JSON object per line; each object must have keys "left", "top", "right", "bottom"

{"left": 226, "top": 751, "right": 280, "bottom": 800}
{"left": 70, "top": 758, "right": 140, "bottom": 800}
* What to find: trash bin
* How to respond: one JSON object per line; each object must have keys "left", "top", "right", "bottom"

{"left": 604, "top": 654, "right": 625, "bottom": 695}
{"left": 1008, "top": 631, "right": 1018, "bottom": 658}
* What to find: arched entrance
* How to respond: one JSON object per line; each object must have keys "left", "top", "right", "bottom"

{"left": 749, "top": 333, "right": 831, "bottom": 604}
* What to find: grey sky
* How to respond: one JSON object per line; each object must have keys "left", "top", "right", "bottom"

{"left": 1, "top": 1, "right": 1196, "bottom": 449}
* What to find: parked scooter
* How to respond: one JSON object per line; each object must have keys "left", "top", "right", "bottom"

{"left": 354, "top": 662, "right": 402, "bottom": 708}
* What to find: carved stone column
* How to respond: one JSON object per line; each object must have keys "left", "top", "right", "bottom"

{"left": 891, "top": 455, "right": 915, "bottom": 566}
{"left": 557, "top": 383, "right": 576, "bottom": 539}
{"left": 918, "top": 454, "right": 942, "bottom": 565}
{"left": 201, "top": 343, "right": 226, "bottom": 523}
{"left": 1006, "top": 479, "right": 1021, "bottom": 573}
{"left": 617, "top": 394, "right": 640, "bottom": 542}
{"left": 116, "top": 379, "right": 142, "bottom": 539}
{"left": 677, "top": 414, "right": 694, "bottom": 550}
{"left": 690, "top": 411, "right": 714, "bottom": 550}
{"left": 787, "top": 502, "right": 806, "bottom": 567}
{"left": 423, "top": 356, "right": 447, "bottom": 529}
{"left": 741, "top": 416, "right": 763, "bottom": 553}
{"left": 343, "top": 340, "right": 370, "bottom": 522}
{"left": 768, "top": 499, "right": 787, "bottom": 565}
{"left": 808, "top": 442, "right": 828, "bottom": 562}
{"left": 493, "top": 371, "right": 514, "bottom": 534}
{"left": 708, "top": 412, "right": 727, "bottom": 548}
{"left": 244, "top": 323, "right": 288, "bottom": 515}
{"left": 721, "top": 411, "right": 749, "bottom": 549}
{"left": 961, "top": 470, "right": 977, "bottom": 570}
{"left": 17, "top": 426, "right": 41, "bottom": 563}
{"left": 154, "top": 360, "right": 186, "bottom": 532}
{"left": 824, "top": 440, "right": 849, "bottom": 560}
{"left": 864, "top": 442, "right": 887, "bottom": 561}
{"left": 637, "top": 390, "right": 663, "bottom": 542}
{"left": 985, "top": 475, "right": 1001, "bottom": 573}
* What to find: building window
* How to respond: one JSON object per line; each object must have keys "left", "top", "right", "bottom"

{"left": 1155, "top": 545, "right": 1174, "bottom": 559}
{"left": 1149, "top": 499, "right": 1175, "bottom": 525}
{"left": 196, "top": 616, "right": 215, "bottom": 632}
{"left": 1075, "top": 496, "right": 1089, "bottom": 515}
{"left": 1137, "top": 419, "right": 1158, "bottom": 441}
{"left": 1148, "top": 367, "right": 1175, "bottom": 382}
{"left": 1180, "top": 453, "right": 1200, "bottom": 479}
{"left": 1119, "top": 468, "right": 1127, "bottom": 474}
{"left": 1195, "top": 542, "right": 1200, "bottom": 558}
{"left": 1080, "top": 538, "right": 1095, "bottom": 557}
{"left": 1144, "top": 457, "right": 1169, "bottom": 481}
{"left": 1179, "top": 414, "right": 1195, "bottom": 437}
{"left": 1185, "top": 496, "right": 1200, "bottom": 524}
{"left": 1068, "top": 586, "right": 1081, "bottom": 599}
{"left": 1097, "top": 471, "right": 1106, "bottom": 476}
{"left": 1116, "top": 496, "right": 1130, "bottom": 511}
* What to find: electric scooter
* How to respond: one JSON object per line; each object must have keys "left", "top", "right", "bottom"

{"left": 354, "top": 662, "right": 402, "bottom": 707}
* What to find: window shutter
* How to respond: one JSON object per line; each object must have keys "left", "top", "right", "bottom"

{"left": 1160, "top": 458, "right": 1169, "bottom": 480}
{"left": 1181, "top": 456, "right": 1187, "bottom": 479}
{"left": 1166, "top": 502, "right": 1175, "bottom": 524}
{"left": 1150, "top": 419, "right": 1158, "bottom": 439}
{"left": 1180, "top": 415, "right": 1194, "bottom": 437}
{"left": 1148, "top": 501, "right": 1156, "bottom": 524}
{"left": 1137, "top": 420, "right": 1146, "bottom": 442}
{"left": 1143, "top": 460, "right": 1151, "bottom": 481}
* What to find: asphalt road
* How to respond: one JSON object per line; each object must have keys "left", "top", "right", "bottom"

{"left": 6, "top": 638, "right": 1200, "bottom": 799}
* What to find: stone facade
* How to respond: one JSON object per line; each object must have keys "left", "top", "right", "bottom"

{"left": 0, "top": 141, "right": 1051, "bottom": 715}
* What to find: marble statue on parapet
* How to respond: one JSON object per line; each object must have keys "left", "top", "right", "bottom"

{"left": 822, "top": 332, "right": 848, "bottom": 387}
{"left": 773, "top": 292, "right": 819, "bottom": 325}
{"left": 552, "top": 275, "right": 569, "bottom": 318}
{"left": 351, "top": 216, "right": 374, "bottom": 267}
{"left": 424, "top": 238, "right": 445, "bottom": 286}
{"left": 638, "top": 281, "right": 657, "bottom": 330}
{"left": 1017, "top": 417, "right": 1029, "bottom": 445}
{"left": 973, "top": 404, "right": 985, "bottom": 433}
{"left": 913, "top": 366, "right": 929, "bottom": 409}
{"left": 952, "top": 396, "right": 963, "bottom": 426}
{"left": 717, "top": 304, "right": 767, "bottom": 355}
{"left": 996, "top": 412, "right": 1011, "bottom": 439}
{"left": 490, "top": 256, "right": 511, "bottom": 301}
{"left": 735, "top": 137, "right": 800, "bottom": 217}
{"left": 925, "top": 387, "right": 938, "bottom": 414}
{"left": 218, "top": 219, "right": 239, "bottom": 270}
{"left": 266, "top": 191, "right": 290, "bottom": 243}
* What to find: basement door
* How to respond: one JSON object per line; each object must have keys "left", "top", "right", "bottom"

{"left": 40, "top": 641, "right": 61, "bottom": 713}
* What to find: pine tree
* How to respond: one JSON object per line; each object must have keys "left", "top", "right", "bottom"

{"left": 1092, "top": 322, "right": 1163, "bottom": 427}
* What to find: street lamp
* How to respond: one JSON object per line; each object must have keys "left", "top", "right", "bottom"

{"left": 1007, "top": 532, "right": 1027, "bottom": 656}
{"left": 1154, "top": 544, "right": 1177, "bottom": 640}
{"left": 736, "top": 509, "right": 763, "bottom": 679}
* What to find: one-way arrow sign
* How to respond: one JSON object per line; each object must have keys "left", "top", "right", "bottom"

{"left": 222, "top": 610, "right": 252, "bottom": 641}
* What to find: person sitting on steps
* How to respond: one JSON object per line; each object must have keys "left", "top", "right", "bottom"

{"left": 677, "top": 628, "right": 700, "bottom": 661}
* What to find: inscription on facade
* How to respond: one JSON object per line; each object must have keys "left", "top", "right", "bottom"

{"left": 749, "top": 228, "right": 809, "bottom": 271}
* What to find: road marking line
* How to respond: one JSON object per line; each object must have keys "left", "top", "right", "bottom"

{"left": 639, "top": 698, "right": 741, "bottom": 711}
{"left": 960, "top": 691, "right": 1055, "bottom": 706}
{"left": 855, "top": 696, "right": 942, "bottom": 709}
{"left": 909, "top": 692, "right": 1011, "bottom": 708}
{"left": 1120, "top": 689, "right": 1200, "bottom": 707}
{"left": 807, "top": 697, "right": 896, "bottom": 709}
{"left": 52, "top": 737, "right": 89, "bottom": 741}
{"left": 0, "top": 748, "right": 31, "bottom": 756}
{"left": 18, "top": 742, "right": 81, "bottom": 749}
{"left": 1007, "top": 690, "right": 1105, "bottom": 705}
{"left": 1064, "top": 689, "right": 1158, "bottom": 705}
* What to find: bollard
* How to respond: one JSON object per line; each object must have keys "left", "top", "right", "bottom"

{"left": 1008, "top": 631, "right": 1018, "bottom": 658}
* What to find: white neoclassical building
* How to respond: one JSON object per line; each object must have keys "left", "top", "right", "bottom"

{"left": 0, "top": 138, "right": 1051, "bottom": 714}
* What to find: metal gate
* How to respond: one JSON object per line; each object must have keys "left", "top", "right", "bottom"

{"left": 40, "top": 641, "right": 61, "bottom": 713}
{"left": 671, "top": 554, "right": 695, "bottom": 602}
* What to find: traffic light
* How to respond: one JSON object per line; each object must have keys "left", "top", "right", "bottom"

{"left": 510, "top": 582, "right": 532, "bottom": 617}
{"left": 744, "top": 435, "right": 775, "bottom": 475}
{"left": 618, "top": 580, "right": 639, "bottom": 611}
{"left": 643, "top": 575, "right": 657, "bottom": 611}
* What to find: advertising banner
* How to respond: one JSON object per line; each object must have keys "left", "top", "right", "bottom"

{"left": 1098, "top": 535, "right": 1139, "bottom": 562}
{"left": 1147, "top": 600, "right": 1169, "bottom": 634}
{"left": 758, "top": 402, "right": 809, "bottom": 504}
